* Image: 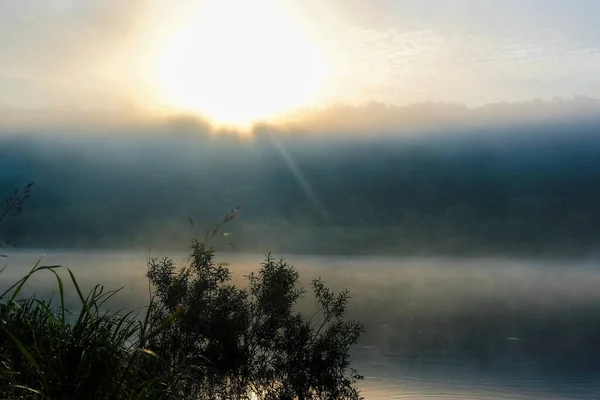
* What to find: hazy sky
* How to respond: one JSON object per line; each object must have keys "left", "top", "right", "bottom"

{"left": 1, "top": 0, "right": 599, "bottom": 122}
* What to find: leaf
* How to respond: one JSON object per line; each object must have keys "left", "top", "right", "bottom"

{"left": 223, "top": 206, "right": 240, "bottom": 222}
{"left": 67, "top": 268, "right": 96, "bottom": 328}
{"left": 47, "top": 268, "right": 66, "bottom": 323}
{"left": 5, "top": 256, "right": 45, "bottom": 303}
{"left": 1, "top": 323, "right": 42, "bottom": 374}
{"left": 136, "top": 348, "right": 161, "bottom": 358}
{"left": 9, "top": 384, "right": 41, "bottom": 395}
{"left": 143, "top": 306, "right": 183, "bottom": 344}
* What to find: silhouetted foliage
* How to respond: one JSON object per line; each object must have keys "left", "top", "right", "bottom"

{"left": 0, "top": 181, "right": 34, "bottom": 256}
{"left": 145, "top": 240, "right": 363, "bottom": 399}
{"left": 0, "top": 244, "right": 363, "bottom": 399}
{"left": 0, "top": 186, "right": 363, "bottom": 399}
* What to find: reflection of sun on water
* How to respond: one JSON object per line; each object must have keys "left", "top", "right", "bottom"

{"left": 156, "top": 0, "right": 327, "bottom": 129}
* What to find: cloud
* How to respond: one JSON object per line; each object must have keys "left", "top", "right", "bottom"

{"left": 0, "top": 1, "right": 167, "bottom": 108}
{"left": 308, "top": 0, "right": 600, "bottom": 106}
{"left": 1, "top": 0, "right": 600, "bottom": 111}
{"left": 330, "top": 24, "right": 600, "bottom": 106}
{"left": 2, "top": 97, "right": 600, "bottom": 141}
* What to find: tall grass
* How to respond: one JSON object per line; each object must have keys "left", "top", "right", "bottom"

{"left": 0, "top": 198, "right": 239, "bottom": 399}
{"left": 0, "top": 260, "right": 183, "bottom": 399}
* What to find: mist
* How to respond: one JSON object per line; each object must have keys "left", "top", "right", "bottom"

{"left": 5, "top": 250, "right": 600, "bottom": 374}
{"left": 2, "top": 99, "right": 600, "bottom": 256}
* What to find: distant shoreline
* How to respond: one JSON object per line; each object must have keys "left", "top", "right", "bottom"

{"left": 4, "top": 246, "right": 600, "bottom": 263}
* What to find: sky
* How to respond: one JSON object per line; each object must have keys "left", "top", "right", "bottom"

{"left": 1, "top": 0, "right": 600, "bottom": 127}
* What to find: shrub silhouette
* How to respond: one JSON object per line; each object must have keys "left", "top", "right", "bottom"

{"left": 145, "top": 240, "right": 364, "bottom": 399}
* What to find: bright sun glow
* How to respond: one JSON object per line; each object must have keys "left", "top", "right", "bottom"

{"left": 156, "top": 0, "right": 327, "bottom": 128}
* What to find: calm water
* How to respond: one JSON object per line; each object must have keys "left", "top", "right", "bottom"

{"left": 3, "top": 250, "right": 600, "bottom": 399}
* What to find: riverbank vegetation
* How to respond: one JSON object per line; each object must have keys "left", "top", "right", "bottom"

{"left": 0, "top": 184, "right": 363, "bottom": 399}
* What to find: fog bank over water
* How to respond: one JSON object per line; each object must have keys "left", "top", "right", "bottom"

{"left": 2, "top": 96, "right": 600, "bottom": 136}
{"left": 3, "top": 98, "right": 600, "bottom": 256}
{"left": 5, "top": 251, "right": 600, "bottom": 365}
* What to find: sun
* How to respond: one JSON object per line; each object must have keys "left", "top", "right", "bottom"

{"left": 155, "top": 0, "right": 327, "bottom": 129}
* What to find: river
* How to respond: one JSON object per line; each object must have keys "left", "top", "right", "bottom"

{"left": 3, "top": 250, "right": 600, "bottom": 399}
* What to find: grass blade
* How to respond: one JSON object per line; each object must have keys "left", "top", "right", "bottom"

{"left": 47, "top": 268, "right": 65, "bottom": 323}
{"left": 143, "top": 305, "right": 183, "bottom": 344}
{"left": 2, "top": 256, "right": 44, "bottom": 302}
{"left": 67, "top": 268, "right": 96, "bottom": 329}
{"left": 1, "top": 322, "right": 43, "bottom": 378}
